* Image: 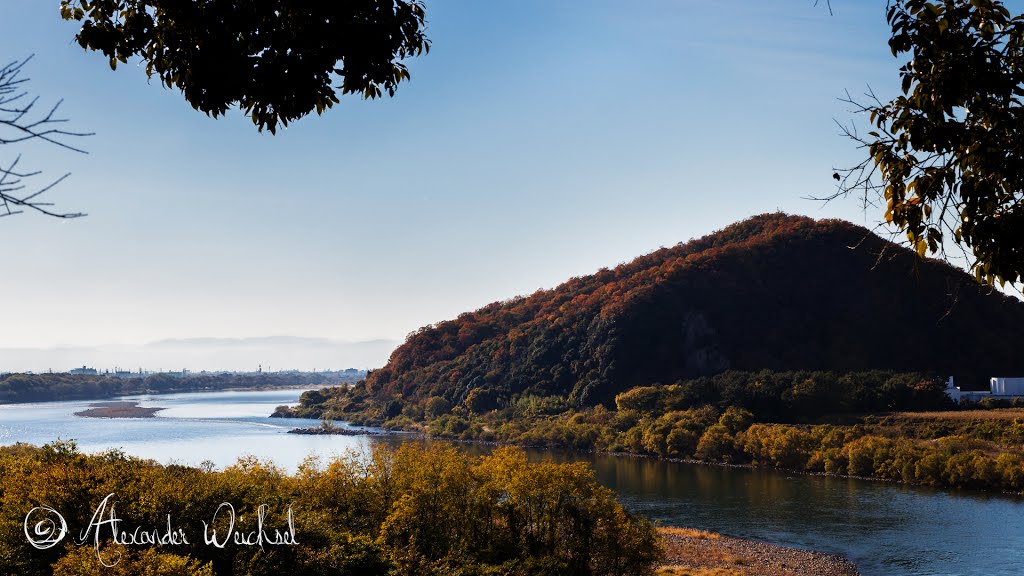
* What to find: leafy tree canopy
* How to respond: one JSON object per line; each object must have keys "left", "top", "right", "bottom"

{"left": 59, "top": 0, "right": 430, "bottom": 133}
{"left": 840, "top": 0, "right": 1024, "bottom": 287}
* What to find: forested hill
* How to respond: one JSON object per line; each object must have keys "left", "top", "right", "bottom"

{"left": 366, "top": 214, "right": 1024, "bottom": 407}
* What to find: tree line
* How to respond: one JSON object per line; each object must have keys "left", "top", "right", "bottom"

{"left": 0, "top": 371, "right": 361, "bottom": 404}
{"left": 278, "top": 369, "right": 1024, "bottom": 492}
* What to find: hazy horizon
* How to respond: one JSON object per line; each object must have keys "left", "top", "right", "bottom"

{"left": 0, "top": 336, "right": 400, "bottom": 374}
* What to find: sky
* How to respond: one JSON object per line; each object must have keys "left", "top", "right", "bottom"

{"left": 0, "top": 0, "right": 905, "bottom": 372}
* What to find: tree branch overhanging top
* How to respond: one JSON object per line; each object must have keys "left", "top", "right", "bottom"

{"left": 60, "top": 0, "right": 431, "bottom": 134}
{"left": 832, "top": 0, "right": 1024, "bottom": 289}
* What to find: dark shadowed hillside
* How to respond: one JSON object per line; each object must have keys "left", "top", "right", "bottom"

{"left": 365, "top": 214, "right": 1024, "bottom": 408}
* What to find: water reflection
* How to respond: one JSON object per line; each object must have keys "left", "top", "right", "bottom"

{"left": 455, "top": 444, "right": 1024, "bottom": 576}
{"left": 603, "top": 455, "right": 1020, "bottom": 576}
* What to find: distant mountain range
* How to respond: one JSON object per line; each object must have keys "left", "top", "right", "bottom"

{"left": 364, "top": 213, "right": 1024, "bottom": 407}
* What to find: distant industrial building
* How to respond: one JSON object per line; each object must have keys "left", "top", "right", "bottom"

{"left": 945, "top": 376, "right": 1024, "bottom": 403}
{"left": 110, "top": 367, "right": 142, "bottom": 378}
{"left": 69, "top": 366, "right": 98, "bottom": 375}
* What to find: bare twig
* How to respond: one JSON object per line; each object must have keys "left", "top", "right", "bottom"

{"left": 0, "top": 55, "right": 91, "bottom": 219}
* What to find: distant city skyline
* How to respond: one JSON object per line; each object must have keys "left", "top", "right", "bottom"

{"left": 0, "top": 1, "right": 963, "bottom": 371}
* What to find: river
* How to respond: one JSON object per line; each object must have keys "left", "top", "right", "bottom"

{"left": 1, "top": 388, "right": 1021, "bottom": 576}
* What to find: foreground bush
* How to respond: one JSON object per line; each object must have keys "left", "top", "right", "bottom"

{"left": 0, "top": 442, "right": 660, "bottom": 576}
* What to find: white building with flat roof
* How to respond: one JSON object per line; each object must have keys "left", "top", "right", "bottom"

{"left": 990, "top": 377, "right": 1024, "bottom": 396}
{"left": 945, "top": 376, "right": 1024, "bottom": 403}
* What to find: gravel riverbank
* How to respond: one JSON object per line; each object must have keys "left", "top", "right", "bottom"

{"left": 657, "top": 527, "right": 860, "bottom": 576}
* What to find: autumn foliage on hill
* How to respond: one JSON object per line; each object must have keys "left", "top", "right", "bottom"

{"left": 365, "top": 214, "right": 1024, "bottom": 409}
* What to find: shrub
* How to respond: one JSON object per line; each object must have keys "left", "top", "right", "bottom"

{"left": 465, "top": 388, "right": 500, "bottom": 414}
{"left": 695, "top": 424, "right": 737, "bottom": 462}
{"left": 615, "top": 386, "right": 662, "bottom": 413}
{"left": 425, "top": 396, "right": 452, "bottom": 418}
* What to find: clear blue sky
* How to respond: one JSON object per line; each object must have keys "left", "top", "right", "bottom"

{"left": 0, "top": 0, "right": 900, "bottom": 371}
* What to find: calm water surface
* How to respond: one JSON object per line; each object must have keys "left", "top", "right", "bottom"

{"left": 0, "top": 388, "right": 375, "bottom": 466}
{"left": 1, "top": 388, "right": 1022, "bottom": 576}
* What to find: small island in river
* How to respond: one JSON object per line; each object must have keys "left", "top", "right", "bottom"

{"left": 74, "top": 401, "right": 164, "bottom": 419}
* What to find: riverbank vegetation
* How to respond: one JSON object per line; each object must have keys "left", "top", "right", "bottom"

{"left": 0, "top": 441, "right": 660, "bottom": 576}
{"left": 278, "top": 370, "right": 1024, "bottom": 493}
{"left": 0, "top": 371, "right": 361, "bottom": 404}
